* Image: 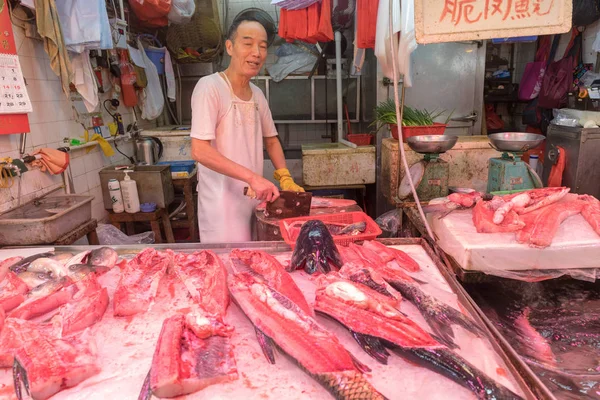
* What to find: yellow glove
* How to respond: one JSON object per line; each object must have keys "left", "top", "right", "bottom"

{"left": 274, "top": 168, "right": 304, "bottom": 192}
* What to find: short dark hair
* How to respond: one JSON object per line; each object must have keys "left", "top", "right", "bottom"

{"left": 227, "top": 16, "right": 266, "bottom": 41}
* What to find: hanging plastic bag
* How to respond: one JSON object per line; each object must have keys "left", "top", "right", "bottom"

{"left": 129, "top": 0, "right": 171, "bottom": 27}
{"left": 168, "top": 0, "right": 195, "bottom": 24}
{"left": 397, "top": 0, "right": 416, "bottom": 87}
{"left": 137, "top": 38, "right": 164, "bottom": 120}
{"left": 375, "top": 0, "right": 401, "bottom": 81}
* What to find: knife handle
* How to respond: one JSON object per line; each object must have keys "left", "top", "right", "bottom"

{"left": 243, "top": 187, "right": 256, "bottom": 198}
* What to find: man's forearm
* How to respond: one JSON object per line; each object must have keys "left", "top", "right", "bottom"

{"left": 192, "top": 139, "right": 255, "bottom": 183}
{"left": 265, "top": 136, "right": 286, "bottom": 170}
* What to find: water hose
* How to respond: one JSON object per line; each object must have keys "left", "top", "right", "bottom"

{"left": 387, "top": 0, "right": 435, "bottom": 240}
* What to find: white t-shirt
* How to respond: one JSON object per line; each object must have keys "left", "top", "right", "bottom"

{"left": 190, "top": 72, "right": 278, "bottom": 243}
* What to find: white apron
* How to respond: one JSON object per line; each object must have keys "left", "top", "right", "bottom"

{"left": 197, "top": 73, "right": 263, "bottom": 243}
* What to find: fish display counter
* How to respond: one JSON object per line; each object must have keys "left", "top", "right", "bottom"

{"left": 0, "top": 238, "right": 549, "bottom": 400}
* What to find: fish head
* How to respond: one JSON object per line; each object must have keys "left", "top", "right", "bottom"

{"left": 17, "top": 270, "right": 55, "bottom": 289}
{"left": 65, "top": 250, "right": 92, "bottom": 267}
{"left": 9, "top": 252, "right": 54, "bottom": 274}
{"left": 27, "top": 257, "right": 68, "bottom": 279}
{"left": 88, "top": 247, "right": 118, "bottom": 269}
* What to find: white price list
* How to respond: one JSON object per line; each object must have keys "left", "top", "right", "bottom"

{"left": 0, "top": 54, "right": 31, "bottom": 114}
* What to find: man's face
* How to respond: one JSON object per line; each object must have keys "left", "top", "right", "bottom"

{"left": 226, "top": 21, "right": 268, "bottom": 78}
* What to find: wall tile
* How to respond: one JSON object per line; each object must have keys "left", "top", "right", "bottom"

{"left": 70, "top": 157, "right": 86, "bottom": 177}
{"left": 86, "top": 170, "right": 102, "bottom": 191}
{"left": 73, "top": 174, "right": 88, "bottom": 194}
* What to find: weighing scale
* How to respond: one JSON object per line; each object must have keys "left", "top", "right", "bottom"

{"left": 398, "top": 135, "right": 458, "bottom": 202}
{"left": 487, "top": 132, "right": 545, "bottom": 193}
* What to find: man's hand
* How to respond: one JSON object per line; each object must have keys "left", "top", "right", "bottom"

{"left": 248, "top": 174, "right": 280, "bottom": 202}
{"left": 274, "top": 168, "right": 304, "bottom": 192}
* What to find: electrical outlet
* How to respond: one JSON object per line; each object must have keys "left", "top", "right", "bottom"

{"left": 109, "top": 18, "right": 128, "bottom": 49}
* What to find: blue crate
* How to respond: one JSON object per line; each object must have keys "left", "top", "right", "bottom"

{"left": 156, "top": 160, "right": 196, "bottom": 173}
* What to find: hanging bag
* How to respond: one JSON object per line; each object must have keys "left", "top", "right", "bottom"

{"left": 518, "top": 36, "right": 551, "bottom": 101}
{"left": 538, "top": 29, "right": 581, "bottom": 109}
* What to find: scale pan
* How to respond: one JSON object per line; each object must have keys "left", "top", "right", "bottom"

{"left": 488, "top": 132, "right": 545, "bottom": 153}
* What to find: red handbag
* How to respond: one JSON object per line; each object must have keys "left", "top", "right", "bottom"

{"left": 538, "top": 29, "right": 581, "bottom": 109}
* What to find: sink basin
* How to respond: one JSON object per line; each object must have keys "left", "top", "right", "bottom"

{"left": 0, "top": 195, "right": 93, "bottom": 245}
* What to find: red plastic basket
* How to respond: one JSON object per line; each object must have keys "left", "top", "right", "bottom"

{"left": 390, "top": 123, "right": 447, "bottom": 142}
{"left": 347, "top": 133, "right": 373, "bottom": 146}
{"left": 279, "top": 211, "right": 382, "bottom": 249}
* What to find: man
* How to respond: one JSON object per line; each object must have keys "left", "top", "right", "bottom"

{"left": 190, "top": 17, "right": 304, "bottom": 244}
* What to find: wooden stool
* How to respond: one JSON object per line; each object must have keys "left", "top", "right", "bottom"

{"left": 54, "top": 218, "right": 100, "bottom": 245}
{"left": 171, "top": 170, "right": 198, "bottom": 242}
{"left": 108, "top": 209, "right": 175, "bottom": 244}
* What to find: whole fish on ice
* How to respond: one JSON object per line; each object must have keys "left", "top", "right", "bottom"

{"left": 229, "top": 272, "right": 387, "bottom": 399}
{"left": 289, "top": 220, "right": 343, "bottom": 274}
{"left": 314, "top": 275, "right": 522, "bottom": 400}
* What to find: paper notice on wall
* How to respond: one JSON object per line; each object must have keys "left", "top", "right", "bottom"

{"left": 0, "top": 54, "right": 32, "bottom": 114}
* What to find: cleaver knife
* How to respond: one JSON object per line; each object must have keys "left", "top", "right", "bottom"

{"left": 244, "top": 187, "right": 312, "bottom": 218}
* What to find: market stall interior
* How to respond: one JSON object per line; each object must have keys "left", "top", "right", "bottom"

{"left": 0, "top": 0, "right": 600, "bottom": 399}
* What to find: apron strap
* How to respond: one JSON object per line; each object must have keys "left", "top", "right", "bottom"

{"left": 219, "top": 72, "right": 257, "bottom": 109}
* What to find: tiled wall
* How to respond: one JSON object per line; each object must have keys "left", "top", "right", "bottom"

{"left": 0, "top": 22, "right": 136, "bottom": 223}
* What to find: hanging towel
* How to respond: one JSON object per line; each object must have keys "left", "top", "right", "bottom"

{"left": 35, "top": 0, "right": 73, "bottom": 96}
{"left": 548, "top": 146, "right": 566, "bottom": 187}
{"left": 86, "top": 133, "right": 115, "bottom": 157}
{"left": 164, "top": 47, "right": 176, "bottom": 102}
{"left": 56, "top": 0, "right": 113, "bottom": 53}
{"left": 30, "top": 148, "right": 70, "bottom": 175}
{"left": 71, "top": 50, "right": 99, "bottom": 112}
{"left": 356, "top": 0, "right": 378, "bottom": 49}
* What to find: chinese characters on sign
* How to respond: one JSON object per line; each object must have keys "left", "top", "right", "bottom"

{"left": 0, "top": 53, "right": 31, "bottom": 114}
{"left": 414, "top": 0, "right": 572, "bottom": 44}
{"left": 440, "top": 0, "right": 554, "bottom": 26}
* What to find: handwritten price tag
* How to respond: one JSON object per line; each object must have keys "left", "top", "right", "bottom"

{"left": 0, "top": 54, "right": 31, "bottom": 114}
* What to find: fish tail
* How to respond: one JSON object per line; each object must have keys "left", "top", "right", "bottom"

{"left": 12, "top": 358, "right": 29, "bottom": 400}
{"left": 255, "top": 327, "right": 276, "bottom": 364}
{"left": 351, "top": 331, "right": 390, "bottom": 365}
{"left": 137, "top": 369, "right": 152, "bottom": 400}
{"left": 392, "top": 347, "right": 522, "bottom": 400}
{"left": 314, "top": 370, "right": 388, "bottom": 400}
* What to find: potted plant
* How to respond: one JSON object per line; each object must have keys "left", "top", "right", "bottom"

{"left": 373, "top": 99, "right": 452, "bottom": 142}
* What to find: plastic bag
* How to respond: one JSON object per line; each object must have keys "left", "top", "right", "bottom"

{"left": 96, "top": 224, "right": 155, "bottom": 245}
{"left": 168, "top": 0, "right": 195, "bottom": 24}
{"left": 267, "top": 44, "right": 318, "bottom": 82}
{"left": 375, "top": 209, "right": 400, "bottom": 238}
{"left": 550, "top": 109, "right": 580, "bottom": 127}
{"left": 137, "top": 38, "right": 164, "bottom": 120}
{"left": 129, "top": 0, "right": 171, "bottom": 27}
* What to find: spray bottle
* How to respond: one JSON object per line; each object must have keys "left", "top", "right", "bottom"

{"left": 121, "top": 170, "right": 140, "bottom": 213}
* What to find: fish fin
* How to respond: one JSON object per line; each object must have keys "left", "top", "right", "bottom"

{"left": 447, "top": 308, "right": 486, "bottom": 337}
{"left": 429, "top": 333, "right": 459, "bottom": 350}
{"left": 255, "top": 327, "right": 276, "bottom": 364}
{"left": 351, "top": 331, "right": 389, "bottom": 365}
{"left": 13, "top": 358, "right": 30, "bottom": 400}
{"left": 408, "top": 276, "right": 428, "bottom": 285}
{"left": 137, "top": 369, "right": 152, "bottom": 400}
{"left": 349, "top": 351, "right": 372, "bottom": 373}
